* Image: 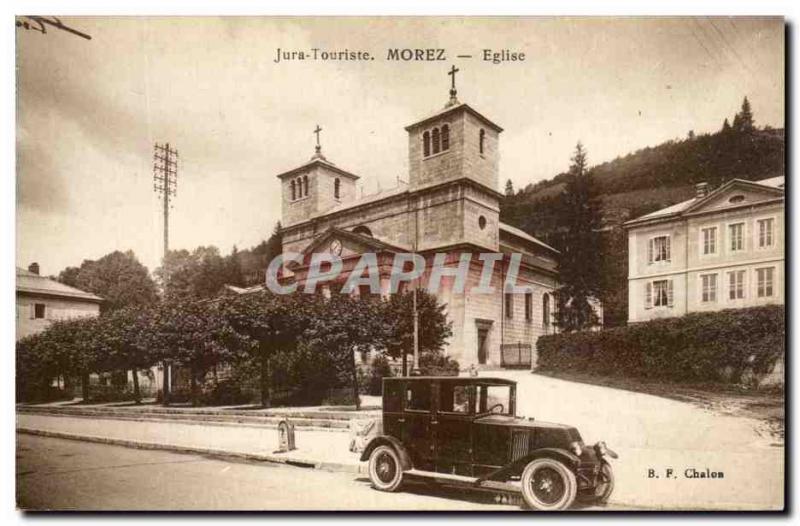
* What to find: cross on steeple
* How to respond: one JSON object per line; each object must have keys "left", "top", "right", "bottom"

{"left": 311, "top": 124, "right": 326, "bottom": 160}
{"left": 446, "top": 65, "right": 460, "bottom": 106}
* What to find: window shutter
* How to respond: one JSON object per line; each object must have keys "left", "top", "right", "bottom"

{"left": 647, "top": 239, "right": 653, "bottom": 264}
{"left": 665, "top": 236, "right": 671, "bottom": 261}
{"left": 29, "top": 304, "right": 35, "bottom": 319}
{"left": 667, "top": 280, "right": 674, "bottom": 307}
{"left": 645, "top": 282, "right": 652, "bottom": 309}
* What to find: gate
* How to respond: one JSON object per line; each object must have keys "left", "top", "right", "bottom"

{"left": 500, "top": 343, "right": 532, "bottom": 368}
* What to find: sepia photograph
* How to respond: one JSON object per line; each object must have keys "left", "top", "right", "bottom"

{"left": 13, "top": 15, "right": 785, "bottom": 512}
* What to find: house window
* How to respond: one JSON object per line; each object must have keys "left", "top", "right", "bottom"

{"left": 757, "top": 218, "right": 774, "bottom": 248}
{"left": 729, "top": 223, "right": 744, "bottom": 252}
{"left": 728, "top": 270, "right": 746, "bottom": 300}
{"left": 504, "top": 292, "right": 514, "bottom": 319}
{"left": 701, "top": 227, "right": 717, "bottom": 255}
{"left": 423, "top": 131, "right": 430, "bottom": 157}
{"left": 441, "top": 124, "right": 450, "bottom": 151}
{"left": 303, "top": 175, "right": 309, "bottom": 197}
{"left": 646, "top": 280, "right": 673, "bottom": 308}
{"left": 34, "top": 303, "right": 46, "bottom": 319}
{"left": 524, "top": 292, "right": 532, "bottom": 321}
{"left": 290, "top": 180, "right": 296, "bottom": 200}
{"left": 432, "top": 127, "right": 441, "bottom": 154}
{"left": 700, "top": 274, "right": 717, "bottom": 303}
{"left": 542, "top": 293, "right": 551, "bottom": 326}
{"left": 334, "top": 178, "right": 340, "bottom": 199}
{"left": 756, "top": 267, "right": 774, "bottom": 298}
{"left": 648, "top": 235, "right": 671, "bottom": 264}
{"left": 479, "top": 129, "right": 485, "bottom": 154}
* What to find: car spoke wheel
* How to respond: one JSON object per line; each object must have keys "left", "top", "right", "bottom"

{"left": 520, "top": 458, "right": 577, "bottom": 511}
{"left": 368, "top": 445, "right": 403, "bottom": 492}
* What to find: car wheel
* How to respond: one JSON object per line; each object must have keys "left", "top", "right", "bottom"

{"left": 368, "top": 445, "right": 404, "bottom": 492}
{"left": 593, "top": 462, "right": 615, "bottom": 504}
{"left": 520, "top": 458, "right": 577, "bottom": 511}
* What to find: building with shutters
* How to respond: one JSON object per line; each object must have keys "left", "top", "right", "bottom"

{"left": 274, "top": 75, "right": 565, "bottom": 369}
{"left": 624, "top": 176, "right": 784, "bottom": 323}
{"left": 16, "top": 263, "right": 102, "bottom": 340}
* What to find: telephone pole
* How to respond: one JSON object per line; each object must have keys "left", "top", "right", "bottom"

{"left": 153, "top": 142, "right": 178, "bottom": 405}
{"left": 153, "top": 142, "right": 178, "bottom": 257}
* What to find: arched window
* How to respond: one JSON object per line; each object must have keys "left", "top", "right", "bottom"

{"left": 290, "top": 180, "right": 296, "bottom": 200}
{"left": 303, "top": 175, "right": 309, "bottom": 197}
{"left": 543, "top": 293, "right": 551, "bottom": 327}
{"left": 352, "top": 225, "right": 373, "bottom": 237}
{"left": 334, "top": 178, "right": 340, "bottom": 199}
{"left": 479, "top": 129, "right": 486, "bottom": 155}
{"left": 432, "top": 127, "right": 441, "bottom": 155}
{"left": 423, "top": 131, "right": 431, "bottom": 157}
{"left": 441, "top": 124, "right": 450, "bottom": 151}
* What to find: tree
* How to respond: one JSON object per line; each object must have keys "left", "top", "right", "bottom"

{"left": 505, "top": 179, "right": 515, "bottom": 197}
{"left": 721, "top": 118, "right": 732, "bottom": 133}
{"left": 382, "top": 290, "right": 453, "bottom": 375}
{"left": 734, "top": 96, "right": 755, "bottom": 132}
{"left": 304, "top": 294, "right": 387, "bottom": 410}
{"left": 225, "top": 246, "right": 245, "bottom": 287}
{"left": 156, "top": 246, "right": 230, "bottom": 300}
{"left": 554, "top": 142, "right": 603, "bottom": 332}
{"left": 57, "top": 251, "right": 158, "bottom": 312}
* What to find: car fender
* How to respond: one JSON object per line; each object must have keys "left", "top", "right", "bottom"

{"left": 483, "top": 447, "right": 581, "bottom": 481}
{"left": 359, "top": 435, "right": 413, "bottom": 470}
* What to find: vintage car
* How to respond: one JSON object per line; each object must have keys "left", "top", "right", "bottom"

{"left": 360, "top": 376, "right": 617, "bottom": 511}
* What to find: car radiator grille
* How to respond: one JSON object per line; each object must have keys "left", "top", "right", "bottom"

{"left": 511, "top": 430, "right": 530, "bottom": 461}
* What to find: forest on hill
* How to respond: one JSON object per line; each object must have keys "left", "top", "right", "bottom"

{"left": 501, "top": 102, "right": 785, "bottom": 326}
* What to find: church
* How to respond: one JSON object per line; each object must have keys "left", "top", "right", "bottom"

{"left": 275, "top": 69, "right": 560, "bottom": 369}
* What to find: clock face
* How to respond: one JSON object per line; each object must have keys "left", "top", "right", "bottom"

{"left": 329, "top": 239, "right": 342, "bottom": 256}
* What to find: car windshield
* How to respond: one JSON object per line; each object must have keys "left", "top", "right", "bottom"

{"left": 477, "top": 384, "right": 512, "bottom": 415}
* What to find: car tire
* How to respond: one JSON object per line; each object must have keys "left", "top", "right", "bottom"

{"left": 520, "top": 458, "right": 577, "bottom": 511}
{"left": 367, "top": 445, "right": 404, "bottom": 492}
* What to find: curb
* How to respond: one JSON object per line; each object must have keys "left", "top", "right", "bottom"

{"left": 17, "top": 427, "right": 365, "bottom": 475}
{"left": 16, "top": 409, "right": 350, "bottom": 433}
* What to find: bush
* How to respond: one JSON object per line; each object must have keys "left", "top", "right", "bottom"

{"left": 198, "top": 379, "right": 254, "bottom": 406}
{"left": 88, "top": 384, "right": 136, "bottom": 403}
{"left": 537, "top": 305, "right": 784, "bottom": 385}
{"left": 366, "top": 356, "right": 393, "bottom": 395}
{"left": 419, "top": 353, "right": 460, "bottom": 376}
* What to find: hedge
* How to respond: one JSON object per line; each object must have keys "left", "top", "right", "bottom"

{"left": 537, "top": 305, "right": 784, "bottom": 384}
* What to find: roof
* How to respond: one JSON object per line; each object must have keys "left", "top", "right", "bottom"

{"left": 275, "top": 157, "right": 360, "bottom": 181}
{"left": 385, "top": 376, "right": 517, "bottom": 385}
{"left": 624, "top": 175, "right": 785, "bottom": 227}
{"left": 404, "top": 102, "right": 504, "bottom": 133}
{"left": 499, "top": 223, "right": 559, "bottom": 254}
{"left": 16, "top": 267, "right": 103, "bottom": 302}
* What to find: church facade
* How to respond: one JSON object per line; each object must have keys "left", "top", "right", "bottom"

{"left": 275, "top": 83, "right": 560, "bottom": 369}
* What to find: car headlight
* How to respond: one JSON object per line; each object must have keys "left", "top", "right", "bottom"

{"left": 569, "top": 441, "right": 582, "bottom": 457}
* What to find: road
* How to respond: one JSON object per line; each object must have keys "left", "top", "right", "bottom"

{"left": 17, "top": 434, "right": 526, "bottom": 511}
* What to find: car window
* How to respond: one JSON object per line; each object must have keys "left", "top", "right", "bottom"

{"left": 383, "top": 381, "right": 403, "bottom": 412}
{"left": 405, "top": 382, "right": 431, "bottom": 411}
{"left": 439, "top": 384, "right": 471, "bottom": 414}
{"left": 477, "top": 385, "right": 512, "bottom": 415}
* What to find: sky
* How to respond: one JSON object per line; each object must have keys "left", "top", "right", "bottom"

{"left": 16, "top": 17, "right": 784, "bottom": 276}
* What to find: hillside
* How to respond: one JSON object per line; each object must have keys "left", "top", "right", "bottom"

{"left": 500, "top": 125, "right": 785, "bottom": 326}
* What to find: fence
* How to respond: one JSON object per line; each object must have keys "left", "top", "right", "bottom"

{"left": 501, "top": 343, "right": 532, "bottom": 368}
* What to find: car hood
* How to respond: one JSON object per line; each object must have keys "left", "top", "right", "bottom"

{"left": 474, "top": 414, "right": 575, "bottom": 431}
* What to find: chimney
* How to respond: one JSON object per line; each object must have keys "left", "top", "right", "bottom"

{"left": 28, "top": 262, "right": 40, "bottom": 275}
{"left": 695, "top": 182, "right": 709, "bottom": 198}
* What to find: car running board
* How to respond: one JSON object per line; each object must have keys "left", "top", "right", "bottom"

{"left": 405, "top": 469, "right": 521, "bottom": 493}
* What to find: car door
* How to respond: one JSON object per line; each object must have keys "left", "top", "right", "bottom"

{"left": 434, "top": 382, "right": 474, "bottom": 476}
{"left": 402, "top": 380, "right": 435, "bottom": 471}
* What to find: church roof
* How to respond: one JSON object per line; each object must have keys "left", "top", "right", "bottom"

{"left": 16, "top": 267, "right": 103, "bottom": 302}
{"left": 275, "top": 157, "right": 360, "bottom": 181}
{"left": 404, "top": 102, "right": 503, "bottom": 133}
{"left": 499, "top": 223, "right": 559, "bottom": 254}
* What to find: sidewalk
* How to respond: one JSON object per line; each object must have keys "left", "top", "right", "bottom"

{"left": 17, "top": 413, "right": 366, "bottom": 474}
